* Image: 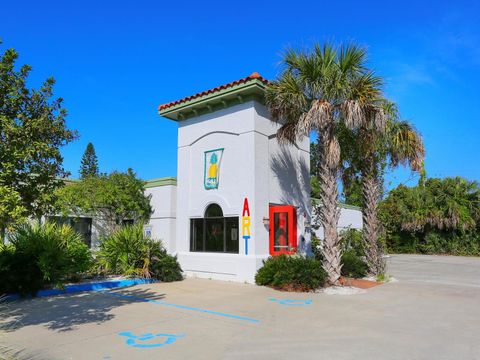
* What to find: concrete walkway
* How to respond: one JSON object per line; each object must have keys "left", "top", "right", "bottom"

{"left": 2, "top": 254, "right": 480, "bottom": 359}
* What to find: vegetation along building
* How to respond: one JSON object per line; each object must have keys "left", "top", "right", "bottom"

{"left": 55, "top": 73, "right": 362, "bottom": 282}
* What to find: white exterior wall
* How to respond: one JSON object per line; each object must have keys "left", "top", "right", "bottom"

{"left": 337, "top": 207, "right": 363, "bottom": 230}
{"left": 91, "top": 217, "right": 109, "bottom": 249}
{"left": 173, "top": 101, "right": 311, "bottom": 283}
{"left": 260, "top": 104, "right": 312, "bottom": 256}
{"left": 145, "top": 184, "right": 177, "bottom": 252}
{"left": 312, "top": 206, "right": 363, "bottom": 240}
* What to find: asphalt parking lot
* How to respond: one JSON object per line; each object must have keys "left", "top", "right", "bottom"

{"left": 2, "top": 254, "right": 480, "bottom": 360}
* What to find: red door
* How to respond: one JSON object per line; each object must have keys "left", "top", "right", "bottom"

{"left": 269, "top": 205, "right": 297, "bottom": 256}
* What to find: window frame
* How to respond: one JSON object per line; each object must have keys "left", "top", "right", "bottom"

{"left": 190, "top": 203, "right": 239, "bottom": 254}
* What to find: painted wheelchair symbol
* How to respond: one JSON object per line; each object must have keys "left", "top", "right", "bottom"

{"left": 268, "top": 298, "right": 312, "bottom": 306}
{"left": 118, "top": 332, "right": 185, "bottom": 348}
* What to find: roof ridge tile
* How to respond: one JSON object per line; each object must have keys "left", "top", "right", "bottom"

{"left": 158, "top": 72, "right": 268, "bottom": 111}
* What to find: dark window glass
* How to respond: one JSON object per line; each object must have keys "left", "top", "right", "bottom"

{"left": 189, "top": 203, "right": 239, "bottom": 253}
{"left": 205, "top": 218, "right": 224, "bottom": 251}
{"left": 191, "top": 218, "right": 204, "bottom": 251}
{"left": 205, "top": 203, "right": 223, "bottom": 218}
{"left": 226, "top": 217, "right": 239, "bottom": 253}
{"left": 273, "top": 212, "right": 289, "bottom": 252}
{"left": 48, "top": 216, "right": 92, "bottom": 248}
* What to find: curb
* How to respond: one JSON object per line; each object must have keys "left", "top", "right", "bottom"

{"left": 4, "top": 278, "right": 157, "bottom": 301}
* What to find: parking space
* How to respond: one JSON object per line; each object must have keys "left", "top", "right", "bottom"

{"left": 2, "top": 255, "right": 480, "bottom": 359}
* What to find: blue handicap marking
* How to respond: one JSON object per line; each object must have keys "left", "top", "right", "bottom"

{"left": 268, "top": 298, "right": 312, "bottom": 306}
{"left": 118, "top": 332, "right": 185, "bottom": 348}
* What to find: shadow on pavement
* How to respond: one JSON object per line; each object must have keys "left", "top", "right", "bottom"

{"left": 1, "top": 286, "right": 165, "bottom": 333}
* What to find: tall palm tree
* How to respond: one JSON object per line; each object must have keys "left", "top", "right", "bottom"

{"left": 343, "top": 101, "right": 425, "bottom": 276}
{"left": 265, "top": 43, "right": 383, "bottom": 285}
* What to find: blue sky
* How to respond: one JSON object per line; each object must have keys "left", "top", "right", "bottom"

{"left": 1, "top": 0, "right": 479, "bottom": 189}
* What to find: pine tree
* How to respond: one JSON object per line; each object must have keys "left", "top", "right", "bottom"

{"left": 79, "top": 142, "right": 99, "bottom": 178}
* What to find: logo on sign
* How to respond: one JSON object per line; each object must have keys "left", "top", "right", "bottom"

{"left": 204, "top": 148, "right": 224, "bottom": 189}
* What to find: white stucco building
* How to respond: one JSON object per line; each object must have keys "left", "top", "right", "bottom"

{"left": 143, "top": 72, "right": 362, "bottom": 283}
{"left": 55, "top": 73, "right": 361, "bottom": 283}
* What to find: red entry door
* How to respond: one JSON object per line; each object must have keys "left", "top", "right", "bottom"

{"left": 269, "top": 205, "right": 297, "bottom": 256}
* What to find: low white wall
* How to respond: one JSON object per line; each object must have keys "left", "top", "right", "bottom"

{"left": 177, "top": 252, "right": 267, "bottom": 283}
{"left": 312, "top": 205, "right": 363, "bottom": 240}
{"left": 145, "top": 183, "right": 177, "bottom": 253}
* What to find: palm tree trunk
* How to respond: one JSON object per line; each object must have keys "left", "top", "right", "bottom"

{"left": 317, "top": 134, "right": 342, "bottom": 285}
{"left": 362, "top": 161, "right": 385, "bottom": 276}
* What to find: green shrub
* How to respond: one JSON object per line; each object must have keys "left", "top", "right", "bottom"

{"left": 0, "top": 222, "right": 92, "bottom": 296}
{"left": 312, "top": 228, "right": 365, "bottom": 259}
{"left": 340, "top": 228, "right": 364, "bottom": 256}
{"left": 255, "top": 255, "right": 326, "bottom": 291}
{"left": 341, "top": 250, "right": 367, "bottom": 278}
{"left": 96, "top": 224, "right": 183, "bottom": 282}
{"left": 150, "top": 254, "right": 184, "bottom": 282}
{"left": 385, "top": 231, "right": 480, "bottom": 256}
{"left": 0, "top": 243, "right": 44, "bottom": 296}
{"left": 311, "top": 234, "right": 322, "bottom": 261}
{"left": 380, "top": 177, "right": 480, "bottom": 256}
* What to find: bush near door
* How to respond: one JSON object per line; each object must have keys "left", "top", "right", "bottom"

{"left": 255, "top": 255, "right": 326, "bottom": 291}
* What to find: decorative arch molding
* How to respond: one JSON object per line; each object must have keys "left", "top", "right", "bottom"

{"left": 189, "top": 193, "right": 240, "bottom": 218}
{"left": 188, "top": 131, "right": 239, "bottom": 147}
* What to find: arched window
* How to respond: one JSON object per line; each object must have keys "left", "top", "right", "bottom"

{"left": 205, "top": 203, "right": 223, "bottom": 218}
{"left": 190, "top": 203, "right": 239, "bottom": 253}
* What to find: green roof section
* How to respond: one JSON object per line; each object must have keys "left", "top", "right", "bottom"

{"left": 60, "top": 177, "right": 177, "bottom": 188}
{"left": 158, "top": 75, "right": 268, "bottom": 121}
{"left": 144, "top": 177, "right": 177, "bottom": 188}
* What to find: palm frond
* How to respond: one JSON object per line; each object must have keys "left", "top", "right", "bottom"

{"left": 389, "top": 121, "right": 425, "bottom": 172}
{"left": 341, "top": 100, "right": 365, "bottom": 129}
{"left": 276, "top": 121, "right": 299, "bottom": 144}
{"left": 298, "top": 100, "right": 333, "bottom": 135}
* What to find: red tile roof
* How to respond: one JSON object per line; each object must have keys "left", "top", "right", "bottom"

{"left": 158, "top": 72, "right": 269, "bottom": 111}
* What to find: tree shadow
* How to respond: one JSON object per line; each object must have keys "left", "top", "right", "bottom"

{"left": 1, "top": 286, "right": 166, "bottom": 333}
{"left": 270, "top": 146, "right": 312, "bottom": 254}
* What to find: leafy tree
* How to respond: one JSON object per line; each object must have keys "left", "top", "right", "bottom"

{"left": 0, "top": 44, "right": 76, "bottom": 240}
{"left": 56, "top": 169, "right": 152, "bottom": 233}
{"left": 380, "top": 177, "right": 480, "bottom": 255}
{"left": 342, "top": 174, "right": 363, "bottom": 207}
{"left": 0, "top": 186, "right": 26, "bottom": 238}
{"left": 266, "top": 43, "right": 383, "bottom": 285}
{"left": 381, "top": 177, "right": 480, "bottom": 234}
{"left": 79, "top": 142, "right": 99, "bottom": 178}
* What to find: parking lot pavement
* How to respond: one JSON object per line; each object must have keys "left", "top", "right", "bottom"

{"left": 2, "top": 254, "right": 480, "bottom": 360}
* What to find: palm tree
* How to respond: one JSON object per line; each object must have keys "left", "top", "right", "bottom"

{"left": 265, "top": 43, "right": 383, "bottom": 285}
{"left": 343, "top": 101, "right": 425, "bottom": 276}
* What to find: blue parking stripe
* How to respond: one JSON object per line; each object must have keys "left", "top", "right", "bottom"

{"left": 98, "top": 290, "right": 260, "bottom": 324}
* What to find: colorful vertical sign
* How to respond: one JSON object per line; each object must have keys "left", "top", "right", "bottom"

{"left": 242, "top": 198, "right": 251, "bottom": 255}
{"left": 204, "top": 148, "right": 224, "bottom": 190}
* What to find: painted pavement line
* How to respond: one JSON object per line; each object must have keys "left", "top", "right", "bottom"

{"left": 96, "top": 290, "right": 260, "bottom": 324}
